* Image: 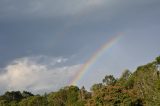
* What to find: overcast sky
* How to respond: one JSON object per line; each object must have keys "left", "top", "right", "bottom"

{"left": 0, "top": 0, "right": 160, "bottom": 94}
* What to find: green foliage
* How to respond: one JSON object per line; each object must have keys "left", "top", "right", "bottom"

{"left": 21, "top": 91, "right": 34, "bottom": 98}
{"left": 121, "top": 69, "right": 132, "bottom": 80}
{"left": 156, "top": 56, "right": 160, "bottom": 64}
{"left": 155, "top": 79, "right": 160, "bottom": 91}
{"left": 19, "top": 96, "right": 47, "bottom": 106}
{"left": 124, "top": 76, "right": 134, "bottom": 89}
{"left": 66, "top": 86, "right": 79, "bottom": 105}
{"left": 102, "top": 75, "right": 116, "bottom": 85}
{"left": 0, "top": 100, "right": 9, "bottom": 106}
{"left": 47, "top": 89, "right": 67, "bottom": 106}
{"left": 4, "top": 91, "right": 23, "bottom": 102}
{"left": 90, "top": 83, "right": 103, "bottom": 92}
{"left": 117, "top": 69, "right": 133, "bottom": 89}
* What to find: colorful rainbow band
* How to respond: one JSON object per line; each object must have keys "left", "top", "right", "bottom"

{"left": 69, "top": 33, "right": 124, "bottom": 85}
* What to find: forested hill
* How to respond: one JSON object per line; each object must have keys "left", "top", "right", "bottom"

{"left": 0, "top": 56, "right": 160, "bottom": 106}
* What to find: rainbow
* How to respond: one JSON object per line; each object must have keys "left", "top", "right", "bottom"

{"left": 69, "top": 33, "right": 124, "bottom": 85}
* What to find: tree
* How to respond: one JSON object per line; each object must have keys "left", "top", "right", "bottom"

{"left": 4, "top": 91, "right": 23, "bottom": 101}
{"left": 156, "top": 56, "right": 160, "bottom": 64}
{"left": 79, "top": 86, "right": 86, "bottom": 100}
{"left": 47, "top": 90, "right": 67, "bottom": 106}
{"left": 22, "top": 91, "right": 34, "bottom": 98}
{"left": 91, "top": 83, "right": 103, "bottom": 92}
{"left": 66, "top": 86, "right": 79, "bottom": 105}
{"left": 19, "top": 96, "right": 47, "bottom": 106}
{"left": 120, "top": 69, "right": 132, "bottom": 80}
{"left": 118, "top": 70, "right": 133, "bottom": 88}
{"left": 102, "top": 75, "right": 116, "bottom": 85}
{"left": 0, "top": 100, "right": 9, "bottom": 106}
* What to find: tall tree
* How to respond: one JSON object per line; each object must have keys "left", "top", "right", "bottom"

{"left": 102, "top": 75, "right": 116, "bottom": 85}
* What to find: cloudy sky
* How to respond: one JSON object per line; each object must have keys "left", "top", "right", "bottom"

{"left": 0, "top": 0, "right": 160, "bottom": 94}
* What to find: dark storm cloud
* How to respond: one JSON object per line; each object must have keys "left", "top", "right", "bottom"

{"left": 0, "top": 0, "right": 159, "bottom": 65}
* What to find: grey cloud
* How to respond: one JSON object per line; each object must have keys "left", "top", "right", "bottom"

{"left": 0, "top": 0, "right": 160, "bottom": 64}
{"left": 0, "top": 56, "right": 81, "bottom": 94}
{"left": 0, "top": 0, "right": 107, "bottom": 20}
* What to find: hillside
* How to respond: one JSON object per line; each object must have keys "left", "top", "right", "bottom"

{"left": 0, "top": 56, "right": 160, "bottom": 106}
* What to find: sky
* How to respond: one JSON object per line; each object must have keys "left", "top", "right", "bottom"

{"left": 0, "top": 0, "right": 160, "bottom": 94}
